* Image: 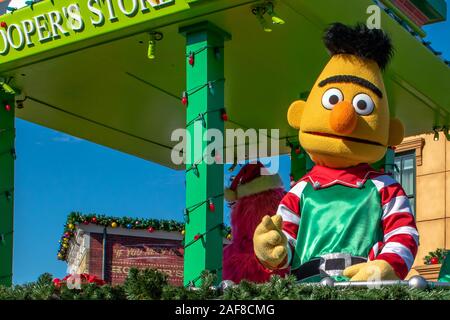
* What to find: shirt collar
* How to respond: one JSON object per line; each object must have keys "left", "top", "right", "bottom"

{"left": 300, "top": 163, "right": 384, "bottom": 189}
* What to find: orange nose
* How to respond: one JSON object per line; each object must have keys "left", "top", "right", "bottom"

{"left": 329, "top": 101, "right": 357, "bottom": 135}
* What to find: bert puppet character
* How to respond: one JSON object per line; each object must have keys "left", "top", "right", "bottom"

{"left": 253, "top": 23, "right": 419, "bottom": 282}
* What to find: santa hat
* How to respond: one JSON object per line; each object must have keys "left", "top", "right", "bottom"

{"left": 224, "top": 162, "right": 284, "bottom": 202}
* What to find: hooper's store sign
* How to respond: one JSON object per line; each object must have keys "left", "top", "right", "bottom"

{"left": 0, "top": 0, "right": 174, "bottom": 56}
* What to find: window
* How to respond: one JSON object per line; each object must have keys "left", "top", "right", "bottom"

{"left": 394, "top": 151, "right": 416, "bottom": 215}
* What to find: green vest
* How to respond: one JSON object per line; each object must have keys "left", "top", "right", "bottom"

{"left": 291, "top": 180, "right": 384, "bottom": 270}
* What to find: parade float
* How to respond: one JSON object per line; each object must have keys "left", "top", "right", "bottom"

{"left": 0, "top": 0, "right": 448, "bottom": 296}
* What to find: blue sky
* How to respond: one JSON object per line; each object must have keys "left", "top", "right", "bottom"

{"left": 10, "top": 12, "right": 450, "bottom": 284}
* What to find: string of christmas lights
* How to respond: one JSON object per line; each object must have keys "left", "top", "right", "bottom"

{"left": 183, "top": 223, "right": 226, "bottom": 249}
{"left": 1, "top": 189, "right": 13, "bottom": 201}
{"left": 186, "top": 108, "right": 228, "bottom": 128}
{"left": 186, "top": 45, "right": 224, "bottom": 67}
{"left": 181, "top": 78, "right": 225, "bottom": 106}
{"left": 0, "top": 148, "right": 16, "bottom": 160}
{"left": 0, "top": 230, "right": 13, "bottom": 243}
{"left": 183, "top": 193, "right": 224, "bottom": 223}
{"left": 185, "top": 267, "right": 223, "bottom": 287}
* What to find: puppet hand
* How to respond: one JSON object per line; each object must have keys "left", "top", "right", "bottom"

{"left": 253, "top": 215, "right": 288, "bottom": 270}
{"left": 343, "top": 260, "right": 399, "bottom": 281}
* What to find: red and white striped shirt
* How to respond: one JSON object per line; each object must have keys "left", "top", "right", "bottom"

{"left": 276, "top": 165, "right": 419, "bottom": 279}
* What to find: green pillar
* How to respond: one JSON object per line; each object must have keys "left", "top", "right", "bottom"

{"left": 179, "top": 22, "right": 230, "bottom": 286}
{"left": 0, "top": 90, "right": 15, "bottom": 287}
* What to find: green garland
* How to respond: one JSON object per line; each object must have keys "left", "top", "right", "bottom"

{"left": 57, "top": 212, "right": 231, "bottom": 261}
{"left": 1, "top": 269, "right": 450, "bottom": 300}
{"left": 424, "top": 248, "right": 448, "bottom": 265}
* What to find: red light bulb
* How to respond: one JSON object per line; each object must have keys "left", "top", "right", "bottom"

{"left": 4, "top": 104, "right": 11, "bottom": 112}
{"left": 147, "top": 227, "right": 155, "bottom": 233}
{"left": 181, "top": 91, "right": 188, "bottom": 106}
{"left": 188, "top": 52, "right": 194, "bottom": 66}
{"left": 221, "top": 112, "right": 228, "bottom": 121}
{"left": 208, "top": 199, "right": 215, "bottom": 212}
{"left": 91, "top": 217, "right": 97, "bottom": 223}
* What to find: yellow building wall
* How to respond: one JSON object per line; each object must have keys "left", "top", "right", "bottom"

{"left": 404, "top": 132, "right": 449, "bottom": 272}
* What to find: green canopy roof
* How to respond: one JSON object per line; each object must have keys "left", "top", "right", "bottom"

{"left": 0, "top": 0, "right": 448, "bottom": 168}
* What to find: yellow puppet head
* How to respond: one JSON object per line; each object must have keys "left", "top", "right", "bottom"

{"left": 288, "top": 23, "right": 404, "bottom": 168}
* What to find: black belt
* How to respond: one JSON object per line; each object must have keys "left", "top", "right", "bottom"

{"left": 292, "top": 255, "right": 367, "bottom": 281}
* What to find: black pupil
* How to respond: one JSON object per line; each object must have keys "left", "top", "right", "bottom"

{"left": 357, "top": 100, "right": 367, "bottom": 110}
{"left": 329, "top": 95, "right": 339, "bottom": 105}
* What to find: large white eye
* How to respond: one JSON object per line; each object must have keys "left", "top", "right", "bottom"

{"left": 352, "top": 93, "right": 375, "bottom": 115}
{"left": 321, "top": 88, "right": 343, "bottom": 110}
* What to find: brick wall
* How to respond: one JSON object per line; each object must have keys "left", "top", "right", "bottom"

{"left": 89, "top": 232, "right": 184, "bottom": 286}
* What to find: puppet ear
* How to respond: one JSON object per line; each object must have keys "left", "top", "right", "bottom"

{"left": 287, "top": 100, "right": 305, "bottom": 129}
{"left": 388, "top": 118, "right": 404, "bottom": 146}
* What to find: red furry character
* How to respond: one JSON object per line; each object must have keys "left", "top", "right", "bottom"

{"left": 223, "top": 162, "right": 288, "bottom": 283}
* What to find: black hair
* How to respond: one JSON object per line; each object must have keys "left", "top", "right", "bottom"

{"left": 323, "top": 23, "right": 394, "bottom": 70}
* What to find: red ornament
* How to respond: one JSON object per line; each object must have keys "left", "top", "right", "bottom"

{"left": 83, "top": 220, "right": 89, "bottom": 225}
{"left": 295, "top": 147, "right": 301, "bottom": 154}
{"left": 91, "top": 217, "right": 97, "bottom": 223}
{"left": 221, "top": 112, "right": 228, "bottom": 121}
{"left": 188, "top": 52, "right": 194, "bottom": 66}
{"left": 430, "top": 257, "right": 439, "bottom": 264}
{"left": 147, "top": 227, "right": 155, "bottom": 233}
{"left": 194, "top": 234, "right": 201, "bottom": 241}
{"left": 208, "top": 199, "right": 215, "bottom": 212}
{"left": 0, "top": 22, "right": 7, "bottom": 29}
{"left": 181, "top": 91, "right": 188, "bottom": 106}
{"left": 4, "top": 104, "right": 11, "bottom": 112}
{"left": 64, "top": 232, "right": 71, "bottom": 238}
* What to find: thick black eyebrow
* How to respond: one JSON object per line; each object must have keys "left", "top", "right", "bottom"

{"left": 318, "top": 75, "right": 383, "bottom": 98}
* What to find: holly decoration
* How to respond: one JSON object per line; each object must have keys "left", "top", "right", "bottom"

{"left": 424, "top": 248, "right": 448, "bottom": 265}
{"left": 57, "top": 212, "right": 230, "bottom": 261}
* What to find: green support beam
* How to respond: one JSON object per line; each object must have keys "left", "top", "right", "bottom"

{"left": 179, "top": 22, "right": 230, "bottom": 286}
{"left": 0, "top": 90, "right": 15, "bottom": 287}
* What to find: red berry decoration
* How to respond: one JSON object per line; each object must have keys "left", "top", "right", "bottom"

{"left": 430, "top": 257, "right": 439, "bottom": 264}
{"left": 188, "top": 52, "right": 194, "bottom": 66}
{"left": 147, "top": 227, "right": 155, "bottom": 233}
{"left": 4, "top": 104, "right": 11, "bottom": 112}
{"left": 0, "top": 22, "right": 7, "bottom": 29}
